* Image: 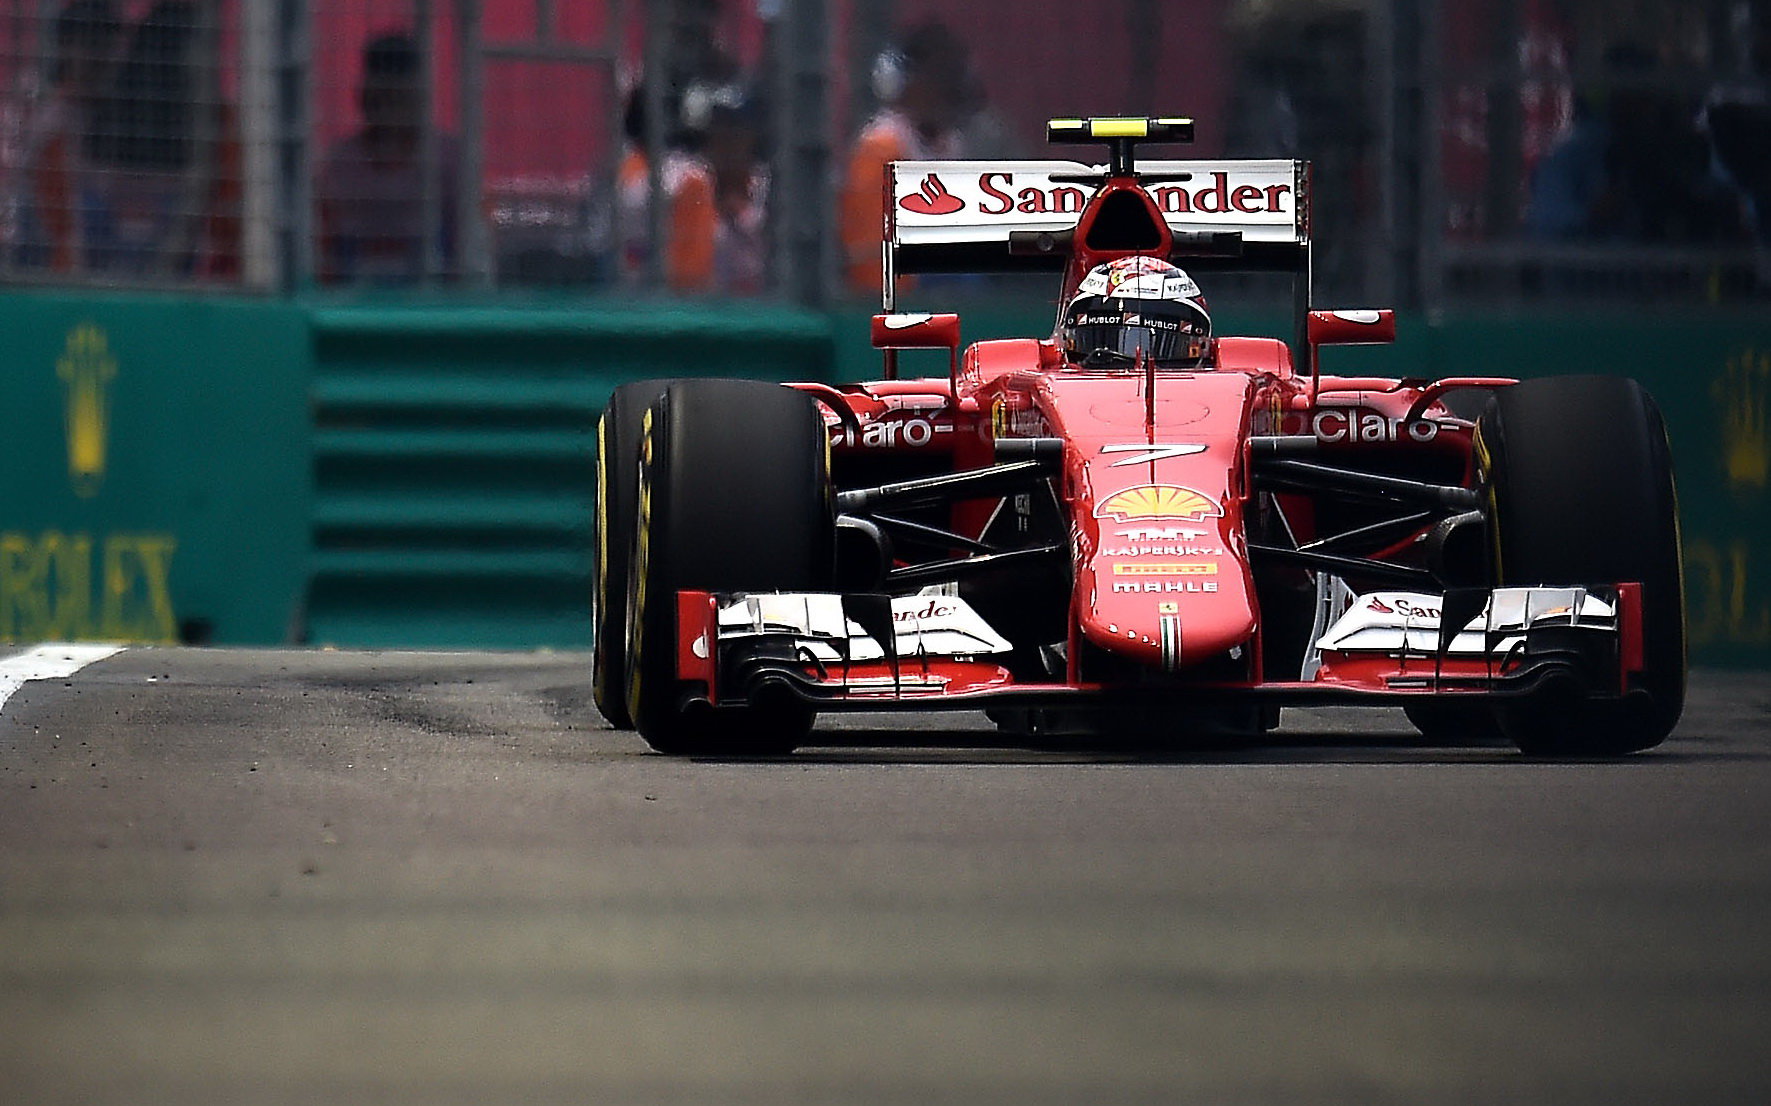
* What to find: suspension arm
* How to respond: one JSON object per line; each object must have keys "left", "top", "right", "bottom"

{"left": 835, "top": 459, "right": 1057, "bottom": 513}
{"left": 1254, "top": 458, "right": 1482, "bottom": 510}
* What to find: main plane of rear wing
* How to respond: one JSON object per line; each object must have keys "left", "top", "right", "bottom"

{"left": 886, "top": 158, "right": 1311, "bottom": 286}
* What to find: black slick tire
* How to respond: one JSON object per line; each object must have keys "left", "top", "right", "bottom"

{"left": 1477, "top": 375, "right": 1686, "bottom": 755}
{"left": 592, "top": 379, "right": 679, "bottom": 730}
{"left": 625, "top": 379, "right": 834, "bottom": 755}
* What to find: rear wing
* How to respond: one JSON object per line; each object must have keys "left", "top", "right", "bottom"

{"left": 885, "top": 158, "right": 1311, "bottom": 286}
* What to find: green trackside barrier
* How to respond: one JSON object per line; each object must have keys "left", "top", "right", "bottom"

{"left": 1390, "top": 311, "right": 1771, "bottom": 670}
{"left": 303, "top": 300, "right": 834, "bottom": 648}
{"left": 0, "top": 289, "right": 311, "bottom": 645}
{"left": 831, "top": 299, "right": 1771, "bottom": 668}
{"left": 3, "top": 285, "right": 1762, "bottom": 669}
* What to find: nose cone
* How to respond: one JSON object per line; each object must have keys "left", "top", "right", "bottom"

{"left": 1033, "top": 369, "right": 1265, "bottom": 674}
{"left": 1081, "top": 528, "right": 1257, "bottom": 672}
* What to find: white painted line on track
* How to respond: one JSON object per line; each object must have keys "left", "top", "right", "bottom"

{"left": 0, "top": 644, "right": 126, "bottom": 714}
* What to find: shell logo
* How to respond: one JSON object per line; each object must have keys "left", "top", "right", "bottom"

{"left": 1095, "top": 485, "right": 1223, "bottom": 522}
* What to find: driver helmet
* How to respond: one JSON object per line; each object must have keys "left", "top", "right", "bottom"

{"left": 1060, "top": 257, "right": 1212, "bottom": 368}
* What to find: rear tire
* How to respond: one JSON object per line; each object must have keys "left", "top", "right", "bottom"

{"left": 1477, "top": 375, "right": 1685, "bottom": 755}
{"left": 592, "top": 379, "right": 679, "bottom": 730}
{"left": 625, "top": 380, "right": 835, "bottom": 755}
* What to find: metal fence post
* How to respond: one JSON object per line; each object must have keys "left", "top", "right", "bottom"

{"left": 278, "top": 0, "right": 314, "bottom": 291}
{"left": 414, "top": 0, "right": 442, "bottom": 284}
{"left": 1419, "top": 0, "right": 1444, "bottom": 319}
{"left": 776, "top": 0, "right": 831, "bottom": 307}
{"left": 1368, "top": 0, "right": 1395, "bottom": 307}
{"left": 455, "top": 0, "right": 491, "bottom": 287}
{"left": 242, "top": 0, "right": 278, "bottom": 289}
{"left": 1391, "top": 0, "right": 1444, "bottom": 317}
{"left": 642, "top": 0, "right": 668, "bottom": 290}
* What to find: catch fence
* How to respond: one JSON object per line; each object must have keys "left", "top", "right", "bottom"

{"left": 0, "top": 0, "right": 1762, "bottom": 309}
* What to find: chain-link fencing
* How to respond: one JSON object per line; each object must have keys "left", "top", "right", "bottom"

{"left": 0, "top": 0, "right": 1764, "bottom": 308}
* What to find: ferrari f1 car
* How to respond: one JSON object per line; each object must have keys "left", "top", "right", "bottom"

{"left": 593, "top": 116, "right": 1684, "bottom": 757}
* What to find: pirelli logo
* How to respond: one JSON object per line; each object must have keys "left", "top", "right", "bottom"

{"left": 1111, "top": 562, "right": 1218, "bottom": 576}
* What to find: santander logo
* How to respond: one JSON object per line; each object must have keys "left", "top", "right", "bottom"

{"left": 899, "top": 173, "right": 965, "bottom": 216}
{"left": 897, "top": 169, "right": 1295, "bottom": 221}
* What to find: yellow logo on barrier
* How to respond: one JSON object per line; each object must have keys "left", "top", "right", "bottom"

{"left": 57, "top": 323, "right": 117, "bottom": 498}
{"left": 1718, "top": 347, "right": 1769, "bottom": 494}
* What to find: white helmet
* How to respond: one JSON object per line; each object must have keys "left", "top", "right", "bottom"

{"left": 1061, "top": 257, "right": 1212, "bottom": 368}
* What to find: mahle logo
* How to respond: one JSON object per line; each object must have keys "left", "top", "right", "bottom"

{"left": 57, "top": 323, "right": 117, "bottom": 498}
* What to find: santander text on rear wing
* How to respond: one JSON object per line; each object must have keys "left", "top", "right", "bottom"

{"left": 886, "top": 159, "right": 1310, "bottom": 283}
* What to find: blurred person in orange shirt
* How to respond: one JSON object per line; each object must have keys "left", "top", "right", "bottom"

{"left": 615, "top": 81, "right": 716, "bottom": 292}
{"left": 617, "top": 82, "right": 768, "bottom": 296}
{"left": 613, "top": 0, "right": 752, "bottom": 293}
{"left": 840, "top": 20, "right": 972, "bottom": 296}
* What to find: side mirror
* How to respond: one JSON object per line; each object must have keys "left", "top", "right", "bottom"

{"left": 871, "top": 312, "right": 961, "bottom": 385}
{"left": 1307, "top": 309, "right": 1396, "bottom": 346}
{"left": 871, "top": 312, "right": 961, "bottom": 351}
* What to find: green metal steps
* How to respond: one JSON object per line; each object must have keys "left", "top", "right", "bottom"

{"left": 311, "top": 493, "right": 591, "bottom": 538}
{"left": 312, "top": 428, "right": 592, "bottom": 462}
{"left": 308, "top": 548, "right": 588, "bottom": 580}
{"left": 300, "top": 301, "right": 834, "bottom": 648}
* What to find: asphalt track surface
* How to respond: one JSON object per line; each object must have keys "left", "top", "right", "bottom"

{"left": 1, "top": 647, "right": 1767, "bottom": 1105}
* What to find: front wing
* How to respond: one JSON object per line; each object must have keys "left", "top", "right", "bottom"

{"left": 667, "top": 584, "right": 1646, "bottom": 714}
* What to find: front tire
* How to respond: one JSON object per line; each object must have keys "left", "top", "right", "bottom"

{"left": 1477, "top": 375, "right": 1685, "bottom": 755}
{"left": 625, "top": 379, "right": 835, "bottom": 755}
{"left": 592, "top": 379, "right": 679, "bottom": 730}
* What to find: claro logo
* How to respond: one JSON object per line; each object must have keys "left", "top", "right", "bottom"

{"left": 1312, "top": 409, "right": 1440, "bottom": 443}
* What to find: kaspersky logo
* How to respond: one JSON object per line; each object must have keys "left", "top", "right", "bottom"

{"left": 1718, "top": 347, "right": 1768, "bottom": 493}
{"left": 57, "top": 323, "right": 116, "bottom": 498}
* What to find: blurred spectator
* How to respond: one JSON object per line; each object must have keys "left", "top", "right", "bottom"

{"left": 1224, "top": 42, "right": 1299, "bottom": 160}
{"left": 82, "top": 0, "right": 239, "bottom": 278}
{"left": 1700, "top": 20, "right": 1771, "bottom": 273}
{"left": 611, "top": 0, "right": 759, "bottom": 293}
{"left": 1601, "top": 51, "right": 1740, "bottom": 243}
{"left": 698, "top": 82, "right": 768, "bottom": 295}
{"left": 316, "top": 31, "right": 458, "bottom": 285}
{"left": 840, "top": 20, "right": 972, "bottom": 296}
{"left": 615, "top": 81, "right": 716, "bottom": 291}
{"left": 14, "top": 0, "right": 122, "bottom": 273}
{"left": 615, "top": 74, "right": 768, "bottom": 296}
{"left": 1527, "top": 41, "right": 1743, "bottom": 243}
{"left": 1222, "top": 9, "right": 1372, "bottom": 294}
{"left": 951, "top": 62, "right": 1017, "bottom": 160}
{"left": 663, "top": 0, "right": 741, "bottom": 91}
{"left": 1522, "top": 87, "right": 1611, "bottom": 239}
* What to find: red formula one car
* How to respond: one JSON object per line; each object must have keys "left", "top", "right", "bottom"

{"left": 592, "top": 116, "right": 1684, "bottom": 757}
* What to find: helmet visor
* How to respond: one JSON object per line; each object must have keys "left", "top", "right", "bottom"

{"left": 1066, "top": 298, "right": 1204, "bottom": 365}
